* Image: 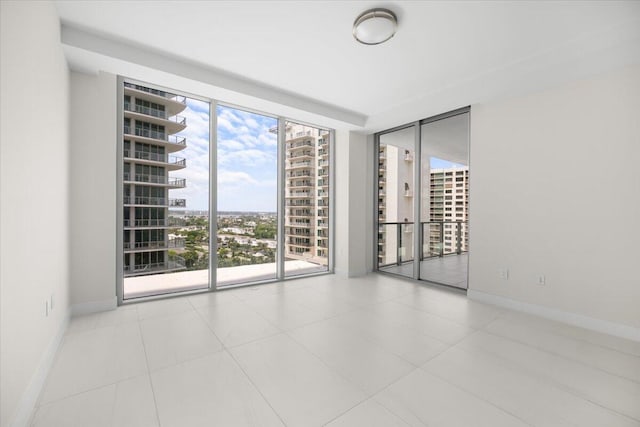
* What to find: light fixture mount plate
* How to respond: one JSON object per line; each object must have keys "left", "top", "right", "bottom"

{"left": 353, "top": 8, "right": 397, "bottom": 45}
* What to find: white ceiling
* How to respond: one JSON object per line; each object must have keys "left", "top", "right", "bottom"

{"left": 55, "top": 1, "right": 640, "bottom": 132}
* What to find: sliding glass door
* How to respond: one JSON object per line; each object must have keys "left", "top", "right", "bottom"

{"left": 377, "top": 126, "right": 416, "bottom": 279}
{"left": 119, "top": 79, "right": 334, "bottom": 302}
{"left": 375, "top": 109, "right": 470, "bottom": 289}
{"left": 420, "top": 112, "right": 470, "bottom": 288}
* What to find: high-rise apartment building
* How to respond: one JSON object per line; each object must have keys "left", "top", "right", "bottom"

{"left": 122, "top": 83, "right": 189, "bottom": 276}
{"left": 284, "top": 123, "right": 329, "bottom": 265}
{"left": 377, "top": 144, "right": 415, "bottom": 266}
{"left": 428, "top": 167, "right": 469, "bottom": 255}
{"left": 377, "top": 143, "right": 469, "bottom": 265}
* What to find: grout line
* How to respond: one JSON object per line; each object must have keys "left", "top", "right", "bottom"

{"left": 224, "top": 348, "right": 290, "bottom": 427}
{"left": 137, "top": 319, "right": 163, "bottom": 427}
{"left": 448, "top": 329, "right": 640, "bottom": 423}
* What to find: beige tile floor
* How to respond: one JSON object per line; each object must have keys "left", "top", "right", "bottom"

{"left": 33, "top": 274, "right": 640, "bottom": 426}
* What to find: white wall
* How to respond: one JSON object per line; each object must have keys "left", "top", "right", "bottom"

{"left": 334, "top": 130, "right": 372, "bottom": 277}
{"left": 469, "top": 64, "right": 640, "bottom": 332}
{"left": 0, "top": 2, "right": 70, "bottom": 426}
{"left": 69, "top": 71, "right": 118, "bottom": 309}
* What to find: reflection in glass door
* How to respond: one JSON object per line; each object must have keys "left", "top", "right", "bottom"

{"left": 419, "top": 112, "right": 470, "bottom": 288}
{"left": 377, "top": 126, "right": 416, "bottom": 279}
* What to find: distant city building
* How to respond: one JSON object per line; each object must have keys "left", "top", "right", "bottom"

{"left": 122, "top": 82, "right": 188, "bottom": 276}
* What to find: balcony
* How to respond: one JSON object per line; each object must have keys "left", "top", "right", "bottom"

{"left": 123, "top": 102, "right": 187, "bottom": 133}
{"left": 286, "top": 171, "right": 312, "bottom": 178}
{"left": 123, "top": 196, "right": 186, "bottom": 207}
{"left": 286, "top": 221, "right": 312, "bottom": 227}
{"left": 287, "top": 191, "right": 312, "bottom": 198}
{"left": 286, "top": 200, "right": 312, "bottom": 207}
{"left": 287, "top": 152, "right": 314, "bottom": 159}
{"left": 287, "top": 140, "right": 313, "bottom": 149}
{"left": 317, "top": 190, "right": 328, "bottom": 198}
{"left": 318, "top": 160, "right": 329, "bottom": 167}
{"left": 124, "top": 82, "right": 187, "bottom": 115}
{"left": 123, "top": 126, "right": 187, "bottom": 153}
{"left": 289, "top": 182, "right": 314, "bottom": 189}
{"left": 124, "top": 238, "right": 185, "bottom": 252}
{"left": 123, "top": 172, "right": 186, "bottom": 188}
{"left": 287, "top": 161, "right": 312, "bottom": 170}
{"left": 124, "top": 150, "right": 186, "bottom": 170}
{"left": 123, "top": 255, "right": 186, "bottom": 278}
{"left": 124, "top": 218, "right": 171, "bottom": 228}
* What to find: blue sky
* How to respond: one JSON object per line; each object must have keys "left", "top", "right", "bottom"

{"left": 430, "top": 157, "right": 465, "bottom": 169}
{"left": 170, "top": 100, "right": 277, "bottom": 212}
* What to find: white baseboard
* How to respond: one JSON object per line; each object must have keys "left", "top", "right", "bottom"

{"left": 468, "top": 289, "right": 640, "bottom": 342}
{"left": 71, "top": 296, "right": 117, "bottom": 317}
{"left": 11, "top": 310, "right": 70, "bottom": 427}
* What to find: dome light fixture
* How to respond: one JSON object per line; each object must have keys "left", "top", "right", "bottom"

{"left": 352, "top": 8, "right": 397, "bottom": 45}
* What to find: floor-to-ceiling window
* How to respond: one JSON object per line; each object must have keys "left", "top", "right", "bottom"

{"left": 119, "top": 79, "right": 333, "bottom": 302}
{"left": 122, "top": 82, "right": 210, "bottom": 299}
{"left": 284, "top": 121, "right": 331, "bottom": 278}
{"left": 375, "top": 108, "right": 470, "bottom": 289}
{"left": 216, "top": 105, "right": 278, "bottom": 287}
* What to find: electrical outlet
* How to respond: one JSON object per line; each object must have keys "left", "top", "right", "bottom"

{"left": 537, "top": 275, "right": 546, "bottom": 285}
{"left": 499, "top": 268, "right": 509, "bottom": 280}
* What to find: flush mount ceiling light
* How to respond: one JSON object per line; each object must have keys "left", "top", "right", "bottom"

{"left": 353, "top": 8, "right": 397, "bottom": 45}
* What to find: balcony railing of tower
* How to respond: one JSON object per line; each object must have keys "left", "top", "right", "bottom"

{"left": 318, "top": 159, "right": 329, "bottom": 167}
{"left": 287, "top": 171, "right": 312, "bottom": 178}
{"left": 123, "top": 150, "right": 186, "bottom": 166}
{"left": 286, "top": 199, "right": 312, "bottom": 206}
{"left": 287, "top": 161, "right": 312, "bottom": 168}
{"left": 124, "top": 255, "right": 186, "bottom": 275}
{"left": 317, "top": 190, "right": 328, "bottom": 197}
{"left": 288, "top": 140, "right": 313, "bottom": 149}
{"left": 286, "top": 220, "right": 312, "bottom": 227}
{"left": 124, "top": 126, "right": 187, "bottom": 145}
{"left": 124, "top": 218, "right": 170, "bottom": 227}
{"left": 123, "top": 195, "right": 186, "bottom": 206}
{"left": 289, "top": 181, "right": 314, "bottom": 188}
{"left": 286, "top": 130, "right": 312, "bottom": 140}
{"left": 318, "top": 149, "right": 328, "bottom": 156}
{"left": 288, "top": 191, "right": 312, "bottom": 198}
{"left": 319, "top": 139, "right": 328, "bottom": 146}
{"left": 287, "top": 152, "right": 314, "bottom": 159}
{"left": 124, "top": 238, "right": 185, "bottom": 250}
{"left": 317, "top": 221, "right": 328, "bottom": 227}
{"left": 317, "top": 200, "right": 329, "bottom": 207}
{"left": 123, "top": 172, "right": 186, "bottom": 187}
{"left": 124, "top": 102, "right": 187, "bottom": 125}
{"left": 124, "top": 82, "right": 186, "bottom": 104}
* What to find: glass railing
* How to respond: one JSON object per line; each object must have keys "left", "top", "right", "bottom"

{"left": 123, "top": 102, "right": 186, "bottom": 125}
{"left": 377, "top": 222, "right": 415, "bottom": 268}
{"left": 124, "top": 238, "right": 185, "bottom": 250}
{"left": 123, "top": 150, "right": 186, "bottom": 166}
{"left": 124, "top": 255, "right": 187, "bottom": 276}
{"left": 123, "top": 196, "right": 186, "bottom": 206}
{"left": 124, "top": 82, "right": 186, "bottom": 104}
{"left": 123, "top": 172, "right": 186, "bottom": 187}
{"left": 421, "top": 221, "right": 468, "bottom": 258}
